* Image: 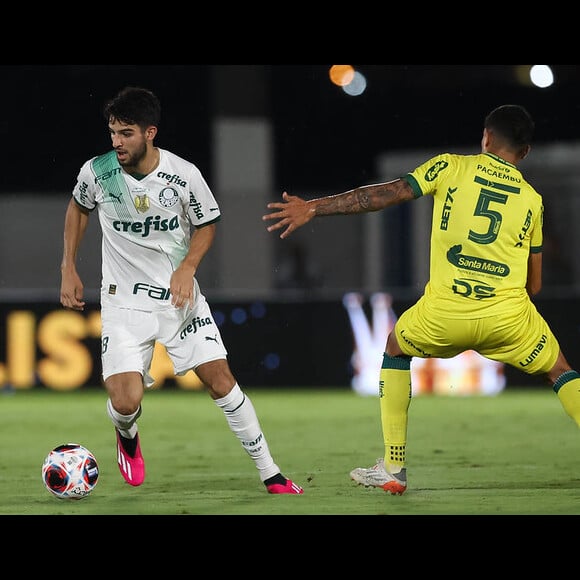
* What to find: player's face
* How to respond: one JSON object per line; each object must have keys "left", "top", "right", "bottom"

{"left": 108, "top": 119, "right": 150, "bottom": 169}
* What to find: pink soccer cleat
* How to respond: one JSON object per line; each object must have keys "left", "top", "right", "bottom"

{"left": 116, "top": 431, "right": 145, "bottom": 486}
{"left": 267, "top": 479, "right": 304, "bottom": 494}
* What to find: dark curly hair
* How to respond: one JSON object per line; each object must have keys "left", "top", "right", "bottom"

{"left": 103, "top": 86, "right": 161, "bottom": 130}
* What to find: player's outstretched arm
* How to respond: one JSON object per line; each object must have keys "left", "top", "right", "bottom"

{"left": 263, "top": 180, "right": 414, "bottom": 240}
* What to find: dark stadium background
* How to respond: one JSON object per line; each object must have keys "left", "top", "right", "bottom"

{"left": 2, "top": 65, "right": 580, "bottom": 391}
{"left": 3, "top": 65, "right": 580, "bottom": 194}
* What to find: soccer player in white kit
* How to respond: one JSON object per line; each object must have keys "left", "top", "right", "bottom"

{"left": 60, "top": 86, "right": 303, "bottom": 494}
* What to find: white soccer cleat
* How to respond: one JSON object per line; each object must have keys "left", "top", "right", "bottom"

{"left": 350, "top": 458, "right": 407, "bottom": 495}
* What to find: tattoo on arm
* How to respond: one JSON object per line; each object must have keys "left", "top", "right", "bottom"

{"left": 336, "top": 190, "right": 370, "bottom": 213}
{"left": 357, "top": 190, "right": 371, "bottom": 210}
{"left": 315, "top": 179, "right": 411, "bottom": 216}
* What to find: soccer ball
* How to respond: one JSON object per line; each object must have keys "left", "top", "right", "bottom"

{"left": 41, "top": 443, "right": 99, "bottom": 500}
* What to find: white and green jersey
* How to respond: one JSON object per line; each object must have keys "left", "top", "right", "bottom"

{"left": 72, "top": 148, "right": 221, "bottom": 311}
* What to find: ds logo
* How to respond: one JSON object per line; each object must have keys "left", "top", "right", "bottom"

{"left": 452, "top": 278, "right": 495, "bottom": 300}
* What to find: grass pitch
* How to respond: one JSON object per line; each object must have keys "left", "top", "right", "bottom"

{"left": 1, "top": 386, "right": 579, "bottom": 516}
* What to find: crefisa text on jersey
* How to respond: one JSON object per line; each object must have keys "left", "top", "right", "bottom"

{"left": 158, "top": 171, "right": 186, "bottom": 187}
{"left": 113, "top": 215, "right": 179, "bottom": 236}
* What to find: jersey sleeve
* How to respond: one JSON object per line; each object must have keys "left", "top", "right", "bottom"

{"left": 187, "top": 165, "right": 221, "bottom": 227}
{"left": 402, "top": 153, "right": 454, "bottom": 199}
{"left": 71, "top": 158, "right": 98, "bottom": 211}
{"left": 530, "top": 203, "right": 544, "bottom": 253}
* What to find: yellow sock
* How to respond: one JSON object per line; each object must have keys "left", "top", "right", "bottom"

{"left": 379, "top": 353, "right": 412, "bottom": 473}
{"left": 554, "top": 371, "right": 580, "bottom": 427}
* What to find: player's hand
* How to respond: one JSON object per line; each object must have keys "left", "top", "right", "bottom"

{"left": 262, "top": 191, "right": 314, "bottom": 239}
{"left": 170, "top": 269, "right": 195, "bottom": 309}
{"left": 60, "top": 271, "right": 86, "bottom": 311}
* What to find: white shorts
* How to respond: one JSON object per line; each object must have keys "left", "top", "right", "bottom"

{"left": 100, "top": 289, "right": 228, "bottom": 388}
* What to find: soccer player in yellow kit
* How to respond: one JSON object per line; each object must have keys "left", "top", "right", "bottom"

{"left": 263, "top": 104, "right": 580, "bottom": 494}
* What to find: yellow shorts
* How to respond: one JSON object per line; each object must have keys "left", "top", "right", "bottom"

{"left": 393, "top": 295, "right": 560, "bottom": 376}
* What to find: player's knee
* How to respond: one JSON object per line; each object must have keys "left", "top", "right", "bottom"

{"left": 547, "top": 351, "right": 575, "bottom": 386}
{"left": 106, "top": 398, "right": 142, "bottom": 427}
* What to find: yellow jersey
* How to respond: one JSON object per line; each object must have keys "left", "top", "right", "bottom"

{"left": 404, "top": 152, "right": 543, "bottom": 318}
